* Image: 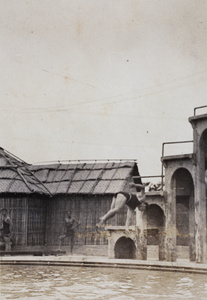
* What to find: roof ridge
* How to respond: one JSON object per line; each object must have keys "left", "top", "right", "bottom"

{"left": 32, "top": 159, "right": 137, "bottom": 164}
{"left": 0, "top": 148, "right": 28, "bottom": 165}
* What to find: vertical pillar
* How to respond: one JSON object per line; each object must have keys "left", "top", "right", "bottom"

{"left": 159, "top": 227, "right": 166, "bottom": 261}
{"left": 189, "top": 115, "right": 207, "bottom": 263}
{"left": 194, "top": 148, "right": 206, "bottom": 263}
{"left": 189, "top": 193, "right": 196, "bottom": 261}
{"left": 165, "top": 179, "right": 177, "bottom": 262}
{"left": 135, "top": 208, "right": 147, "bottom": 260}
{"left": 107, "top": 231, "right": 115, "bottom": 259}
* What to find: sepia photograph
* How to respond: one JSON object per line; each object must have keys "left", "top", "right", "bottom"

{"left": 0, "top": 1, "right": 207, "bottom": 299}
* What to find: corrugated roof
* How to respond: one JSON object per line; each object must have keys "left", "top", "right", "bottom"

{"left": 29, "top": 161, "right": 141, "bottom": 195}
{"left": 0, "top": 147, "right": 142, "bottom": 195}
{"left": 0, "top": 148, "right": 51, "bottom": 195}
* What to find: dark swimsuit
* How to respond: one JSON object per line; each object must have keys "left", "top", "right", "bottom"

{"left": 3, "top": 220, "right": 11, "bottom": 237}
{"left": 117, "top": 192, "right": 141, "bottom": 210}
{"left": 64, "top": 219, "right": 75, "bottom": 236}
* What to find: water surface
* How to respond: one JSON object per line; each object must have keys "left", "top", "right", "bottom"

{"left": 0, "top": 265, "right": 207, "bottom": 299}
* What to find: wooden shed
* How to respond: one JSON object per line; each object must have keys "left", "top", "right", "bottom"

{"left": 0, "top": 148, "right": 50, "bottom": 249}
{"left": 29, "top": 160, "right": 142, "bottom": 252}
{"left": 0, "top": 147, "right": 142, "bottom": 253}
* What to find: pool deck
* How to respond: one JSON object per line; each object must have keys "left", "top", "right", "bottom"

{"left": 1, "top": 255, "right": 207, "bottom": 275}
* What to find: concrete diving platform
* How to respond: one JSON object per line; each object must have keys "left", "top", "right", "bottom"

{"left": 106, "top": 226, "right": 147, "bottom": 260}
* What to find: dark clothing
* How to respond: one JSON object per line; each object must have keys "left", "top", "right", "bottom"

{"left": 65, "top": 229, "right": 75, "bottom": 236}
{"left": 63, "top": 219, "right": 75, "bottom": 236}
{"left": 117, "top": 192, "right": 141, "bottom": 210}
{"left": 3, "top": 220, "right": 10, "bottom": 236}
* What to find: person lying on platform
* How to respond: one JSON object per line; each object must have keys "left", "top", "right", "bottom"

{"left": 58, "top": 211, "right": 80, "bottom": 254}
{"left": 96, "top": 183, "right": 148, "bottom": 231}
{"left": 0, "top": 208, "right": 12, "bottom": 251}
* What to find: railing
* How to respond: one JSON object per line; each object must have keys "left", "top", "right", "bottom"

{"left": 161, "top": 140, "right": 193, "bottom": 158}
{"left": 194, "top": 105, "right": 207, "bottom": 116}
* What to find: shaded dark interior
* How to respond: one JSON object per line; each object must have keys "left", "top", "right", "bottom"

{"left": 115, "top": 237, "right": 136, "bottom": 259}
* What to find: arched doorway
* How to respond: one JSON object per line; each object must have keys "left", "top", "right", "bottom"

{"left": 200, "top": 129, "right": 207, "bottom": 234}
{"left": 200, "top": 129, "right": 207, "bottom": 178}
{"left": 172, "top": 168, "right": 194, "bottom": 260}
{"left": 147, "top": 204, "right": 165, "bottom": 260}
{"left": 114, "top": 237, "right": 136, "bottom": 259}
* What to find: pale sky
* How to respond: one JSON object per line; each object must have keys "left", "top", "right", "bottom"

{"left": 0, "top": 0, "right": 207, "bottom": 180}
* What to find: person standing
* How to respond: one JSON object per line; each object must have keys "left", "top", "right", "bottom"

{"left": 58, "top": 211, "right": 80, "bottom": 254}
{"left": 1, "top": 208, "right": 12, "bottom": 251}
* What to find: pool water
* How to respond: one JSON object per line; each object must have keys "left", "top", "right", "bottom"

{"left": 0, "top": 265, "right": 207, "bottom": 299}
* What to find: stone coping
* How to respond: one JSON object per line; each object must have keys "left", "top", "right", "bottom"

{"left": 189, "top": 113, "right": 207, "bottom": 123}
{"left": 105, "top": 226, "right": 136, "bottom": 231}
{"left": 161, "top": 153, "right": 193, "bottom": 162}
{"left": 1, "top": 255, "right": 207, "bottom": 275}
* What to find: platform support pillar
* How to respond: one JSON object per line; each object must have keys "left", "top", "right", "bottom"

{"left": 136, "top": 208, "right": 147, "bottom": 260}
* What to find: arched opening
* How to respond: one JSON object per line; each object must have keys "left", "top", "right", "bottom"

{"left": 172, "top": 168, "right": 194, "bottom": 260}
{"left": 114, "top": 237, "right": 136, "bottom": 259}
{"left": 147, "top": 204, "right": 165, "bottom": 260}
{"left": 147, "top": 204, "right": 165, "bottom": 244}
{"left": 200, "top": 129, "right": 207, "bottom": 176}
{"left": 200, "top": 130, "right": 207, "bottom": 215}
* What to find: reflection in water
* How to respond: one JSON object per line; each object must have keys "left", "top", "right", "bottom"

{"left": 0, "top": 265, "right": 207, "bottom": 299}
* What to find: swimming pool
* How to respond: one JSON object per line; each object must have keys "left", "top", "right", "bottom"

{"left": 0, "top": 265, "right": 206, "bottom": 299}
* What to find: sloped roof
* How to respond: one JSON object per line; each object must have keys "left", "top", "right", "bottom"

{"left": 0, "top": 147, "right": 141, "bottom": 195}
{"left": 0, "top": 148, "right": 51, "bottom": 195}
{"left": 29, "top": 161, "right": 141, "bottom": 195}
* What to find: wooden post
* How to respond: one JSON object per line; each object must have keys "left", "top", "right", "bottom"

{"left": 135, "top": 208, "right": 147, "bottom": 260}
{"left": 22, "top": 197, "right": 28, "bottom": 248}
{"left": 44, "top": 197, "right": 50, "bottom": 251}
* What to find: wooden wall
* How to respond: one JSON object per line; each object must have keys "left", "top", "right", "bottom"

{"left": 0, "top": 193, "right": 132, "bottom": 250}
{"left": 0, "top": 195, "right": 28, "bottom": 246}
{"left": 46, "top": 194, "right": 128, "bottom": 248}
{"left": 0, "top": 194, "right": 47, "bottom": 248}
{"left": 27, "top": 197, "right": 47, "bottom": 246}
